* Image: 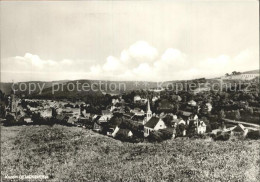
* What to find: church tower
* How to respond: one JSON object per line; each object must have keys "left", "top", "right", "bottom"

{"left": 145, "top": 99, "right": 152, "bottom": 124}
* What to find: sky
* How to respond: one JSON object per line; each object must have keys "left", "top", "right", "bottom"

{"left": 1, "top": 0, "right": 259, "bottom": 82}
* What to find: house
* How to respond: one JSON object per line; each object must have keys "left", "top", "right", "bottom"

{"left": 93, "top": 115, "right": 102, "bottom": 132}
{"left": 67, "top": 116, "right": 77, "bottom": 125}
{"left": 93, "top": 121, "right": 103, "bottom": 132}
{"left": 112, "top": 98, "right": 120, "bottom": 105}
{"left": 39, "top": 108, "right": 52, "bottom": 118}
{"left": 196, "top": 120, "right": 207, "bottom": 134}
{"left": 232, "top": 124, "right": 249, "bottom": 137}
{"left": 172, "top": 95, "right": 182, "bottom": 102}
{"left": 134, "top": 95, "right": 142, "bottom": 103}
{"left": 188, "top": 100, "right": 197, "bottom": 106}
{"left": 81, "top": 111, "right": 91, "bottom": 119}
{"left": 112, "top": 107, "right": 125, "bottom": 114}
{"left": 171, "top": 118, "right": 186, "bottom": 128}
{"left": 56, "top": 114, "right": 69, "bottom": 123}
{"left": 187, "top": 119, "right": 206, "bottom": 134}
{"left": 98, "top": 115, "right": 110, "bottom": 122}
{"left": 123, "top": 112, "right": 135, "bottom": 119}
{"left": 131, "top": 115, "right": 146, "bottom": 124}
{"left": 102, "top": 110, "right": 112, "bottom": 116}
{"left": 131, "top": 108, "right": 145, "bottom": 116}
{"left": 205, "top": 103, "right": 212, "bottom": 112}
{"left": 144, "top": 117, "right": 167, "bottom": 137}
{"left": 101, "top": 110, "right": 113, "bottom": 120}
{"left": 152, "top": 96, "right": 159, "bottom": 102}
{"left": 179, "top": 110, "right": 193, "bottom": 121}
{"left": 24, "top": 117, "right": 33, "bottom": 123}
{"left": 107, "top": 125, "right": 120, "bottom": 137}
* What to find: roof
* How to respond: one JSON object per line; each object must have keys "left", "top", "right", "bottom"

{"left": 144, "top": 117, "right": 160, "bottom": 128}
{"left": 123, "top": 113, "right": 135, "bottom": 118}
{"left": 56, "top": 114, "right": 68, "bottom": 121}
{"left": 131, "top": 115, "right": 145, "bottom": 121}
{"left": 102, "top": 110, "right": 112, "bottom": 115}
{"left": 233, "top": 124, "right": 247, "bottom": 132}
{"left": 172, "top": 119, "right": 181, "bottom": 123}
{"left": 181, "top": 111, "right": 192, "bottom": 117}
{"left": 93, "top": 115, "right": 102, "bottom": 123}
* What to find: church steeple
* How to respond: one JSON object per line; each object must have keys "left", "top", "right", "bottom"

{"left": 147, "top": 99, "right": 151, "bottom": 112}
{"left": 145, "top": 99, "right": 152, "bottom": 124}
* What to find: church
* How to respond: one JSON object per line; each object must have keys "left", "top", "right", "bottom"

{"left": 143, "top": 100, "right": 167, "bottom": 137}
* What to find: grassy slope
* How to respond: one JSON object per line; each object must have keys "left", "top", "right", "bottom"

{"left": 1, "top": 125, "right": 260, "bottom": 182}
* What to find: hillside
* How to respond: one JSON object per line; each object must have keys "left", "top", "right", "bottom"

{"left": 1, "top": 125, "right": 260, "bottom": 181}
{"left": 243, "top": 70, "right": 259, "bottom": 74}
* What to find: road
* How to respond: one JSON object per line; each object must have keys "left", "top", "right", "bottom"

{"left": 223, "top": 118, "right": 260, "bottom": 129}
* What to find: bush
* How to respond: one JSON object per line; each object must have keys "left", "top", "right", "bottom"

{"left": 147, "top": 131, "right": 163, "bottom": 142}
{"left": 4, "top": 114, "right": 26, "bottom": 126}
{"left": 247, "top": 130, "right": 260, "bottom": 140}
{"left": 158, "top": 128, "right": 174, "bottom": 140}
{"left": 213, "top": 131, "right": 231, "bottom": 141}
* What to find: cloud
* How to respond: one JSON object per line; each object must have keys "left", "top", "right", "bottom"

{"left": 121, "top": 41, "right": 158, "bottom": 63}
{"left": 102, "top": 56, "right": 121, "bottom": 72}
{"left": 1, "top": 41, "right": 258, "bottom": 82}
{"left": 15, "top": 53, "right": 57, "bottom": 68}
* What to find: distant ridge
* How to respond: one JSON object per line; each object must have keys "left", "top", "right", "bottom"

{"left": 242, "top": 69, "right": 259, "bottom": 74}
{"left": 0, "top": 69, "right": 259, "bottom": 96}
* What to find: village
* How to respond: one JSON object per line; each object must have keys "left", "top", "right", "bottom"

{"left": 2, "top": 82, "right": 260, "bottom": 142}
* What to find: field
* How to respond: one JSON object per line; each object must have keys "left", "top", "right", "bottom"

{"left": 1, "top": 125, "right": 260, "bottom": 182}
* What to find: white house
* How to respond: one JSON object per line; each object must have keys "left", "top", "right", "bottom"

{"left": 98, "top": 115, "right": 110, "bottom": 123}
{"left": 188, "top": 100, "right": 197, "bottom": 106}
{"left": 131, "top": 108, "right": 145, "bottom": 116}
{"left": 112, "top": 98, "right": 120, "bottom": 105}
{"left": 134, "top": 95, "right": 142, "bottom": 103}
{"left": 196, "top": 120, "right": 207, "bottom": 134}
{"left": 24, "top": 117, "right": 33, "bottom": 123}
{"left": 39, "top": 108, "right": 52, "bottom": 118}
{"left": 206, "top": 103, "right": 213, "bottom": 112}
{"left": 144, "top": 117, "right": 167, "bottom": 137}
{"left": 101, "top": 110, "right": 113, "bottom": 119}
{"left": 152, "top": 96, "right": 159, "bottom": 102}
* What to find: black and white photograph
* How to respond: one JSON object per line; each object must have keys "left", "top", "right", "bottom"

{"left": 0, "top": 0, "right": 259, "bottom": 181}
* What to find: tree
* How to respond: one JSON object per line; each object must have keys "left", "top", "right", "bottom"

{"left": 225, "top": 73, "right": 230, "bottom": 77}
{"left": 234, "top": 110, "right": 241, "bottom": 120}
{"left": 218, "top": 109, "right": 226, "bottom": 120}
{"left": 247, "top": 107, "right": 254, "bottom": 115}
{"left": 162, "top": 115, "right": 173, "bottom": 127}
{"left": 5, "top": 114, "right": 15, "bottom": 126}
{"left": 176, "top": 123, "right": 186, "bottom": 137}
{"left": 0, "top": 102, "right": 6, "bottom": 118}
{"left": 51, "top": 108, "right": 57, "bottom": 118}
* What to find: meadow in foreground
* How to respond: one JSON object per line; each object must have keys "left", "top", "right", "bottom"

{"left": 1, "top": 125, "right": 259, "bottom": 182}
